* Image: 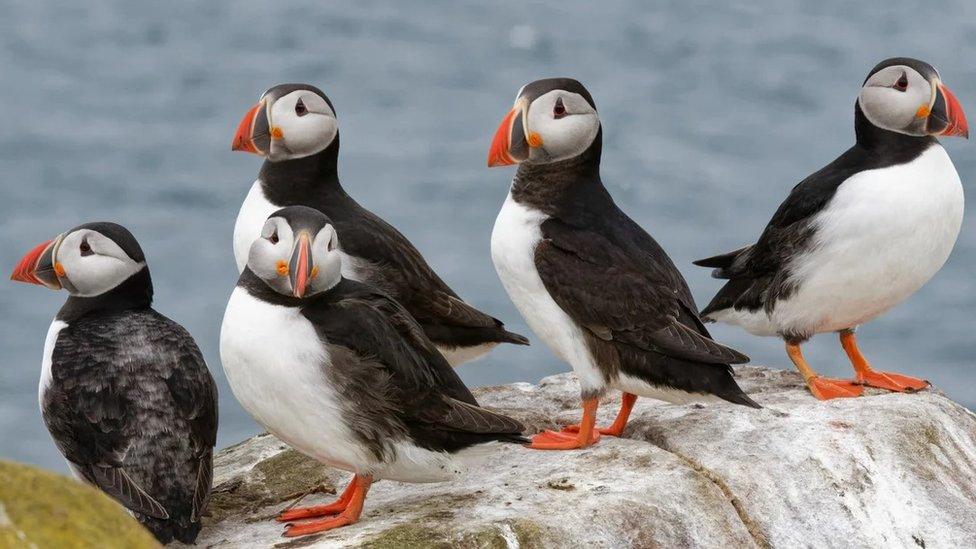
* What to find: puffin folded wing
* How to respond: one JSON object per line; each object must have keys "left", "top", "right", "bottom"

{"left": 87, "top": 464, "right": 169, "bottom": 519}
{"left": 438, "top": 397, "right": 525, "bottom": 435}
{"left": 622, "top": 319, "right": 750, "bottom": 365}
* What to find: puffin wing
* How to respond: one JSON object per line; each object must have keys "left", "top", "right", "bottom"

{"left": 536, "top": 219, "right": 748, "bottom": 365}
{"left": 695, "top": 144, "right": 869, "bottom": 280}
{"left": 44, "top": 352, "right": 169, "bottom": 518}
{"left": 694, "top": 145, "right": 870, "bottom": 316}
{"left": 303, "top": 283, "right": 524, "bottom": 437}
{"left": 303, "top": 283, "right": 478, "bottom": 406}
{"left": 158, "top": 317, "right": 218, "bottom": 522}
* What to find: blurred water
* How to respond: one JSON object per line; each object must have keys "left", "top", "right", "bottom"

{"left": 2, "top": 0, "right": 975, "bottom": 471}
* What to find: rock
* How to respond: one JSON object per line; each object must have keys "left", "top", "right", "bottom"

{"left": 0, "top": 460, "right": 160, "bottom": 548}
{"left": 197, "top": 366, "right": 976, "bottom": 548}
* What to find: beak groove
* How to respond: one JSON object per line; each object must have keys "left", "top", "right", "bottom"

{"left": 930, "top": 83, "right": 969, "bottom": 139}
{"left": 289, "top": 233, "right": 313, "bottom": 298}
{"left": 232, "top": 101, "right": 271, "bottom": 154}
{"left": 488, "top": 99, "right": 531, "bottom": 167}
{"left": 11, "top": 239, "right": 61, "bottom": 289}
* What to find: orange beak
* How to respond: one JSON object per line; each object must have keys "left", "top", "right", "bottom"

{"left": 232, "top": 100, "right": 272, "bottom": 154}
{"left": 11, "top": 239, "right": 61, "bottom": 289}
{"left": 488, "top": 98, "right": 532, "bottom": 167}
{"left": 935, "top": 83, "right": 968, "bottom": 138}
{"left": 488, "top": 108, "right": 520, "bottom": 167}
{"left": 289, "top": 232, "right": 313, "bottom": 298}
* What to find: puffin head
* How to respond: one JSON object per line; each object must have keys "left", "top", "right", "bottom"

{"left": 247, "top": 206, "right": 342, "bottom": 298}
{"left": 858, "top": 57, "right": 968, "bottom": 139}
{"left": 232, "top": 83, "right": 338, "bottom": 162}
{"left": 11, "top": 222, "right": 149, "bottom": 298}
{"left": 487, "top": 78, "right": 600, "bottom": 167}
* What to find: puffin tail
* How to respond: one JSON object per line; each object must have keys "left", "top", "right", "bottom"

{"left": 500, "top": 329, "right": 530, "bottom": 346}
{"left": 139, "top": 511, "right": 202, "bottom": 545}
{"left": 693, "top": 245, "right": 751, "bottom": 279}
{"left": 720, "top": 383, "right": 762, "bottom": 409}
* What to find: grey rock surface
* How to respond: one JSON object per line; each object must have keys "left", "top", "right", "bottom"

{"left": 197, "top": 366, "right": 976, "bottom": 548}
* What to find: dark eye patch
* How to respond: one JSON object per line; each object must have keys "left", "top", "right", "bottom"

{"left": 80, "top": 237, "right": 93, "bottom": 256}
{"left": 269, "top": 229, "right": 279, "bottom": 244}
{"left": 553, "top": 97, "right": 567, "bottom": 119}
{"left": 295, "top": 98, "right": 308, "bottom": 116}
{"left": 894, "top": 72, "right": 908, "bottom": 91}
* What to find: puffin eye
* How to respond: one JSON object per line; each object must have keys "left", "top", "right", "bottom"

{"left": 268, "top": 230, "right": 279, "bottom": 244}
{"left": 79, "top": 238, "right": 93, "bottom": 256}
{"left": 295, "top": 98, "right": 308, "bottom": 117}
{"left": 894, "top": 73, "right": 908, "bottom": 91}
{"left": 553, "top": 97, "right": 567, "bottom": 119}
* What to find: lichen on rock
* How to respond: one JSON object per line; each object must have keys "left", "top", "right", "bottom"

{"left": 0, "top": 460, "right": 159, "bottom": 549}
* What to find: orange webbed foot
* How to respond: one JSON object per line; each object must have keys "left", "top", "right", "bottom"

{"left": 857, "top": 370, "right": 929, "bottom": 393}
{"left": 528, "top": 429, "right": 600, "bottom": 450}
{"left": 560, "top": 423, "right": 625, "bottom": 437}
{"left": 806, "top": 376, "right": 864, "bottom": 400}
{"left": 282, "top": 513, "right": 358, "bottom": 537}
{"left": 278, "top": 500, "right": 347, "bottom": 522}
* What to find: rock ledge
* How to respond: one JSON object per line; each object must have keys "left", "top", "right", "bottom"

{"left": 198, "top": 366, "right": 976, "bottom": 548}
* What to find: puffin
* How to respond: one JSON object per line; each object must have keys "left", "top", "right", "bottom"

{"left": 487, "top": 78, "right": 759, "bottom": 451}
{"left": 219, "top": 206, "right": 527, "bottom": 537}
{"left": 9, "top": 222, "right": 218, "bottom": 544}
{"left": 230, "top": 84, "right": 528, "bottom": 366}
{"left": 695, "top": 57, "right": 968, "bottom": 401}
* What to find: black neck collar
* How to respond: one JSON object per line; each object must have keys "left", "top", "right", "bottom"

{"left": 511, "top": 128, "right": 608, "bottom": 217}
{"left": 56, "top": 267, "right": 154, "bottom": 323}
{"left": 238, "top": 268, "right": 344, "bottom": 307}
{"left": 853, "top": 101, "right": 936, "bottom": 160}
{"left": 258, "top": 135, "right": 344, "bottom": 205}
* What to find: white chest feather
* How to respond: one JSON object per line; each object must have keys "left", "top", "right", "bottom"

{"left": 776, "top": 144, "right": 964, "bottom": 334}
{"left": 219, "top": 288, "right": 372, "bottom": 472}
{"left": 234, "top": 180, "right": 281, "bottom": 273}
{"left": 39, "top": 320, "right": 67, "bottom": 407}
{"left": 490, "top": 192, "right": 604, "bottom": 393}
{"left": 219, "top": 288, "right": 463, "bottom": 482}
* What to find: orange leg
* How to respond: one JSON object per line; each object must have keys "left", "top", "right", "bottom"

{"left": 277, "top": 476, "right": 358, "bottom": 522}
{"left": 528, "top": 398, "right": 601, "bottom": 450}
{"left": 839, "top": 330, "right": 929, "bottom": 392}
{"left": 282, "top": 474, "right": 372, "bottom": 537}
{"left": 786, "top": 341, "right": 863, "bottom": 400}
{"left": 562, "top": 393, "right": 637, "bottom": 437}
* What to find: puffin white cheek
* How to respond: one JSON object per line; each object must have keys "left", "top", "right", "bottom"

{"left": 538, "top": 115, "right": 599, "bottom": 161}
{"left": 282, "top": 117, "right": 337, "bottom": 157}
{"left": 248, "top": 239, "right": 289, "bottom": 281}
{"left": 859, "top": 89, "right": 916, "bottom": 131}
{"left": 311, "top": 252, "right": 343, "bottom": 292}
{"left": 64, "top": 256, "right": 132, "bottom": 296}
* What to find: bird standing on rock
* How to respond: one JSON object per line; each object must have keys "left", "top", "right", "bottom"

{"left": 10, "top": 222, "right": 218, "bottom": 544}
{"left": 220, "top": 206, "right": 527, "bottom": 537}
{"left": 230, "top": 84, "right": 528, "bottom": 366}
{"left": 487, "top": 78, "right": 759, "bottom": 451}
{"left": 695, "top": 57, "right": 968, "bottom": 400}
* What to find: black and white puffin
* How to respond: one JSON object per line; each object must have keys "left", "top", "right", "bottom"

{"left": 230, "top": 84, "right": 528, "bottom": 366}
{"left": 695, "top": 57, "right": 968, "bottom": 401}
{"left": 220, "top": 206, "right": 526, "bottom": 537}
{"left": 487, "top": 78, "right": 759, "bottom": 451}
{"left": 10, "top": 222, "right": 218, "bottom": 544}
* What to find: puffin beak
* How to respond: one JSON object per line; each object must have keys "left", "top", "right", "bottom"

{"left": 488, "top": 98, "right": 531, "bottom": 167}
{"left": 929, "top": 82, "right": 968, "bottom": 139}
{"left": 232, "top": 99, "right": 272, "bottom": 155}
{"left": 11, "top": 235, "right": 63, "bottom": 290}
{"left": 289, "top": 232, "right": 314, "bottom": 298}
